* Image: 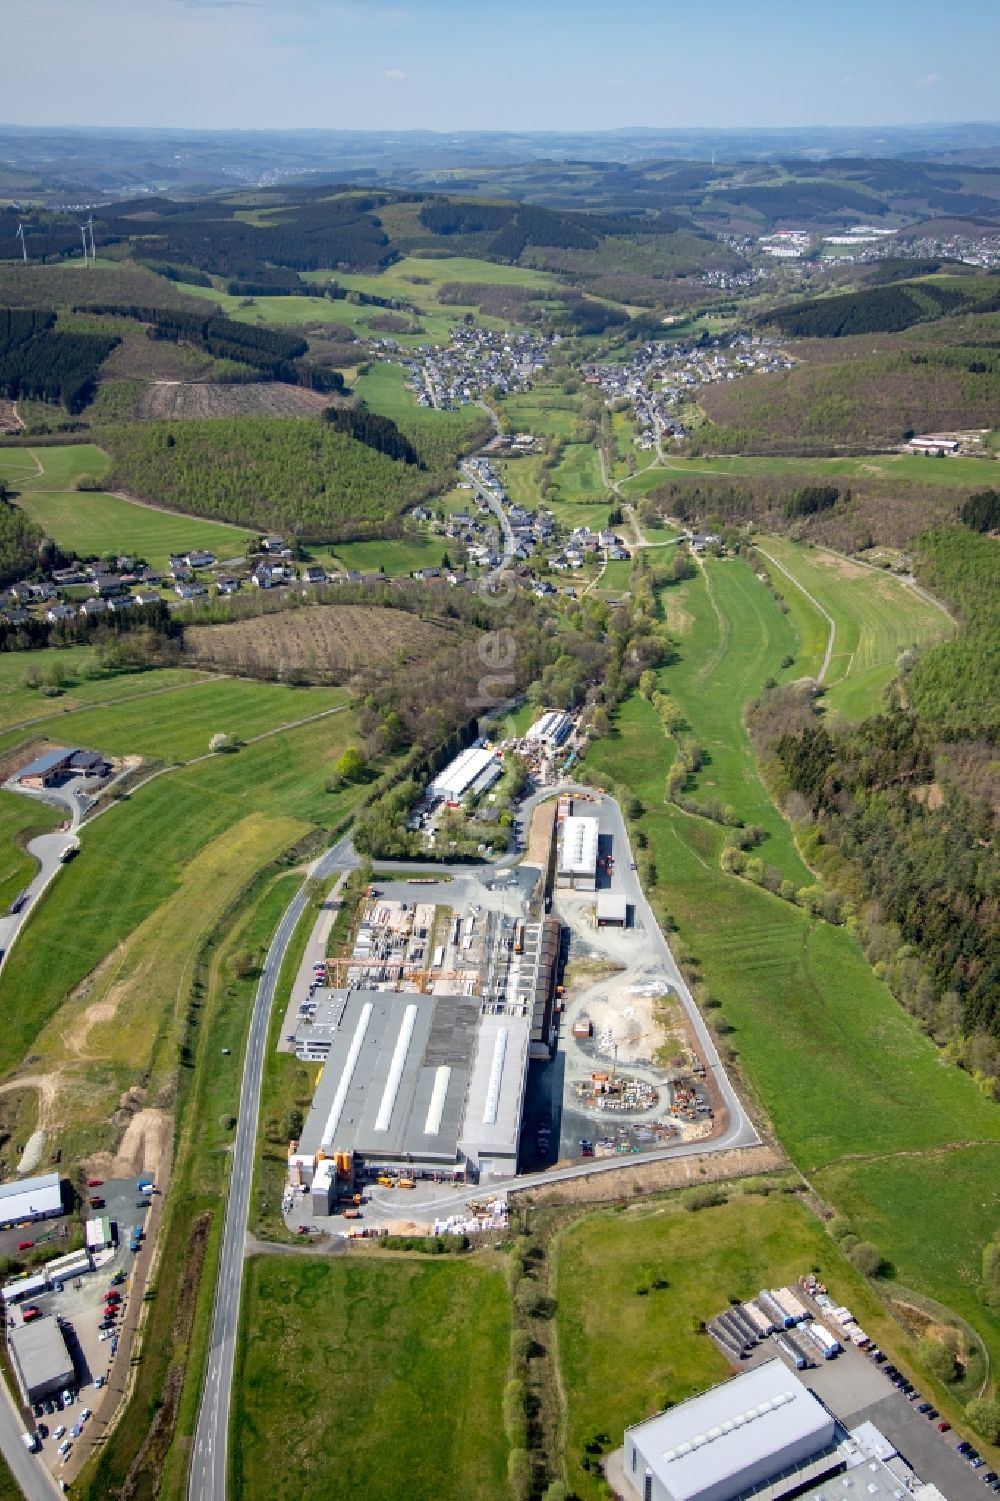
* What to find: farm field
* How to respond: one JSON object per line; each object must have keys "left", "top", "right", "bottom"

{"left": 20, "top": 809, "right": 305, "bottom": 1162}
{"left": 623, "top": 449, "right": 1000, "bottom": 493}
{"left": 653, "top": 561, "right": 812, "bottom": 885}
{"left": 0, "top": 675, "right": 349, "bottom": 766}
{"left": 352, "top": 360, "right": 422, "bottom": 421}
{"left": 0, "top": 703, "right": 368, "bottom": 1087}
{"left": 0, "top": 652, "right": 204, "bottom": 735}
{"left": 585, "top": 602, "right": 1000, "bottom": 1170}
{"left": 499, "top": 387, "right": 583, "bottom": 438}
{"left": 754, "top": 537, "right": 954, "bottom": 720}
{"left": 556, "top": 1193, "right": 912, "bottom": 1500}
{"left": 0, "top": 443, "right": 252, "bottom": 569}
{"left": 184, "top": 603, "right": 466, "bottom": 679}
{"left": 330, "top": 534, "right": 444, "bottom": 576}
{"left": 814, "top": 1147, "right": 1000, "bottom": 1381}
{"left": 232, "top": 1256, "right": 511, "bottom": 1501}
{"left": 0, "top": 790, "right": 61, "bottom": 914}
{"left": 550, "top": 441, "right": 605, "bottom": 502}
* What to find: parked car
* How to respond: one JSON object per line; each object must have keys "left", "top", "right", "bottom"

{"left": 57, "top": 1441, "right": 71, "bottom": 1458}
{"left": 17, "top": 1240, "right": 33, "bottom": 1251}
{"left": 136, "top": 1198, "right": 151, "bottom": 1208}
{"left": 80, "top": 1408, "right": 90, "bottom": 1422}
{"left": 70, "top": 1425, "right": 81, "bottom": 1439}
{"left": 89, "top": 1197, "right": 104, "bottom": 1209}
{"left": 53, "top": 1426, "right": 66, "bottom": 1441}
{"left": 22, "top": 1306, "right": 41, "bottom": 1323}
{"left": 917, "top": 1402, "right": 932, "bottom": 1414}
{"left": 20, "top": 1433, "right": 39, "bottom": 1453}
{"left": 95, "top": 1376, "right": 105, "bottom": 1389}
{"left": 87, "top": 1179, "right": 103, "bottom": 1188}
{"left": 937, "top": 1421, "right": 951, "bottom": 1432}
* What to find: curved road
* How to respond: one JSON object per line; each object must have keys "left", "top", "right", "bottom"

{"left": 190, "top": 788, "right": 756, "bottom": 1501}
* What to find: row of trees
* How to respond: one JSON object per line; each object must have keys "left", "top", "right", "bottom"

{"left": 0, "top": 307, "right": 119, "bottom": 413}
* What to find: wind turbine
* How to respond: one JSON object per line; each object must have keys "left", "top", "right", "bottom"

{"left": 79, "top": 221, "right": 90, "bottom": 263}
{"left": 15, "top": 222, "right": 27, "bottom": 264}
{"left": 85, "top": 215, "right": 95, "bottom": 262}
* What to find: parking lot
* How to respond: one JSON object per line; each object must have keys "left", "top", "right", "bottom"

{"left": 9, "top": 1175, "right": 157, "bottom": 1481}
{"left": 743, "top": 1319, "right": 994, "bottom": 1501}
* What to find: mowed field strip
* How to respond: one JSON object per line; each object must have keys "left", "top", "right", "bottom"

{"left": 0, "top": 444, "right": 252, "bottom": 569}
{"left": 755, "top": 537, "right": 954, "bottom": 720}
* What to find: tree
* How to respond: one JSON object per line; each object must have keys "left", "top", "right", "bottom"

{"left": 335, "top": 746, "right": 367, "bottom": 783}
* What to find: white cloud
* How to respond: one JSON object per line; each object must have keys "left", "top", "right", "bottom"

{"left": 384, "top": 67, "right": 407, "bottom": 81}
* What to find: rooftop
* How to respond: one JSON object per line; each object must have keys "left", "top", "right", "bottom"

{"left": 298, "top": 990, "right": 480, "bottom": 1165}
{"left": 629, "top": 1359, "right": 835, "bottom": 1501}
{"left": 559, "top": 815, "right": 599, "bottom": 876}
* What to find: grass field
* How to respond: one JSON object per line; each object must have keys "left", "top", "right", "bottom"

{"left": 352, "top": 360, "right": 421, "bottom": 421}
{"left": 499, "top": 387, "right": 583, "bottom": 439}
{"left": 330, "top": 533, "right": 445, "bottom": 576}
{"left": 754, "top": 537, "right": 954, "bottom": 720}
{"left": 556, "top": 1193, "right": 915, "bottom": 1499}
{"left": 583, "top": 557, "right": 1000, "bottom": 1402}
{"left": 0, "top": 652, "right": 205, "bottom": 736}
{"left": 232, "top": 1256, "right": 511, "bottom": 1501}
{"left": 0, "top": 790, "right": 61, "bottom": 913}
{"left": 0, "top": 676, "right": 349, "bottom": 766}
{"left": 623, "top": 449, "right": 1000, "bottom": 494}
{"left": 0, "top": 444, "right": 252, "bottom": 569}
{"left": 0, "top": 698, "right": 366, "bottom": 1089}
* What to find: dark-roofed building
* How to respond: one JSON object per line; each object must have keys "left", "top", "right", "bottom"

{"left": 16, "top": 747, "right": 108, "bottom": 788}
{"left": 296, "top": 991, "right": 481, "bottom": 1172}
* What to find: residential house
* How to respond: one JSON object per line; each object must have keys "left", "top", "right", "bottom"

{"left": 46, "top": 604, "right": 77, "bottom": 624}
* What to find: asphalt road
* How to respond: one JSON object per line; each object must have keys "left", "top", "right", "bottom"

{"left": 460, "top": 459, "right": 516, "bottom": 571}
{"left": 0, "top": 1380, "right": 61, "bottom": 1501}
{"left": 188, "top": 833, "right": 355, "bottom": 1501}
{"left": 190, "top": 788, "right": 756, "bottom": 1500}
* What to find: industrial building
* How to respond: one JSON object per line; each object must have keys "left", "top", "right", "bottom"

{"left": 525, "top": 710, "right": 572, "bottom": 751}
{"left": 289, "top": 987, "right": 533, "bottom": 1186}
{"left": 85, "top": 1216, "right": 113, "bottom": 1253}
{"left": 430, "top": 745, "right": 504, "bottom": 803}
{"left": 0, "top": 1173, "right": 63, "bottom": 1229}
{"left": 557, "top": 815, "right": 599, "bottom": 890}
{"left": 9, "top": 1318, "right": 75, "bottom": 1405}
{"left": 16, "top": 747, "right": 109, "bottom": 789}
{"left": 624, "top": 1360, "right": 836, "bottom": 1501}
{"left": 596, "top": 892, "right": 628, "bottom": 927}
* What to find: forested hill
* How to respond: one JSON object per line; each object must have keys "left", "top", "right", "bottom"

{"left": 104, "top": 408, "right": 488, "bottom": 539}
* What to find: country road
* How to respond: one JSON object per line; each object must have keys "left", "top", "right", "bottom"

{"left": 188, "top": 831, "right": 356, "bottom": 1501}
{"left": 190, "top": 786, "right": 756, "bottom": 1500}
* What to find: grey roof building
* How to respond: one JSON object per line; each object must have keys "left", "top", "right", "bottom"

{"left": 9, "top": 1318, "right": 75, "bottom": 1404}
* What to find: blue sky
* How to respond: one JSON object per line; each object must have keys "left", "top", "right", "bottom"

{"left": 5, "top": 0, "right": 1000, "bottom": 132}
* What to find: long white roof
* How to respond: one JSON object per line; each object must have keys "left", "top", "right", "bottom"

{"left": 629, "top": 1359, "right": 834, "bottom": 1501}
{"left": 559, "top": 815, "right": 599, "bottom": 875}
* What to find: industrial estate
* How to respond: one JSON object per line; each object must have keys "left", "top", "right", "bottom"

{"left": 0, "top": 81, "right": 998, "bottom": 1501}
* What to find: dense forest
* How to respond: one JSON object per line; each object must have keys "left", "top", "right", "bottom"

{"left": 908, "top": 527, "right": 1000, "bottom": 741}
{"left": 0, "top": 306, "right": 119, "bottom": 412}
{"left": 71, "top": 302, "right": 343, "bottom": 392}
{"left": 104, "top": 408, "right": 485, "bottom": 538}
{"left": 764, "top": 281, "right": 972, "bottom": 339}
{"left": 323, "top": 405, "right": 421, "bottom": 465}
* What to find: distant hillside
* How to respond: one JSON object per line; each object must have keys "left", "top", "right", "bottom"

{"left": 104, "top": 407, "right": 488, "bottom": 539}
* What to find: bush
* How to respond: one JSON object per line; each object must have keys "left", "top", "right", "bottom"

{"left": 918, "top": 1335, "right": 958, "bottom": 1384}
{"left": 687, "top": 1186, "right": 726, "bottom": 1212}
{"left": 965, "top": 1396, "right": 1000, "bottom": 1446}
{"left": 848, "top": 1240, "right": 884, "bottom": 1277}
{"left": 508, "top": 1448, "right": 531, "bottom": 1501}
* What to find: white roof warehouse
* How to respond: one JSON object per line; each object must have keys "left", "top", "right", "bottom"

{"left": 0, "top": 1173, "right": 63, "bottom": 1229}
{"left": 430, "top": 746, "right": 503, "bottom": 803}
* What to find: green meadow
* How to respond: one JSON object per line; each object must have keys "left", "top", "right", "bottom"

{"left": 232, "top": 1256, "right": 511, "bottom": 1501}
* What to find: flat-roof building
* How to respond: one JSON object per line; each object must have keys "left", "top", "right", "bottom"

{"left": 9, "top": 1318, "right": 75, "bottom": 1405}
{"left": 85, "top": 1216, "right": 112, "bottom": 1253}
{"left": 460, "top": 1011, "right": 530, "bottom": 1179}
{"left": 0, "top": 1173, "right": 63, "bottom": 1229}
{"left": 597, "top": 892, "right": 628, "bottom": 927}
{"left": 297, "top": 990, "right": 481, "bottom": 1170}
{"left": 430, "top": 746, "right": 504, "bottom": 803}
{"left": 623, "top": 1360, "right": 836, "bottom": 1501}
{"left": 557, "top": 815, "right": 599, "bottom": 891}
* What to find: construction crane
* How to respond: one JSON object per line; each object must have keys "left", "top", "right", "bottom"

{"left": 318, "top": 956, "right": 480, "bottom": 994}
